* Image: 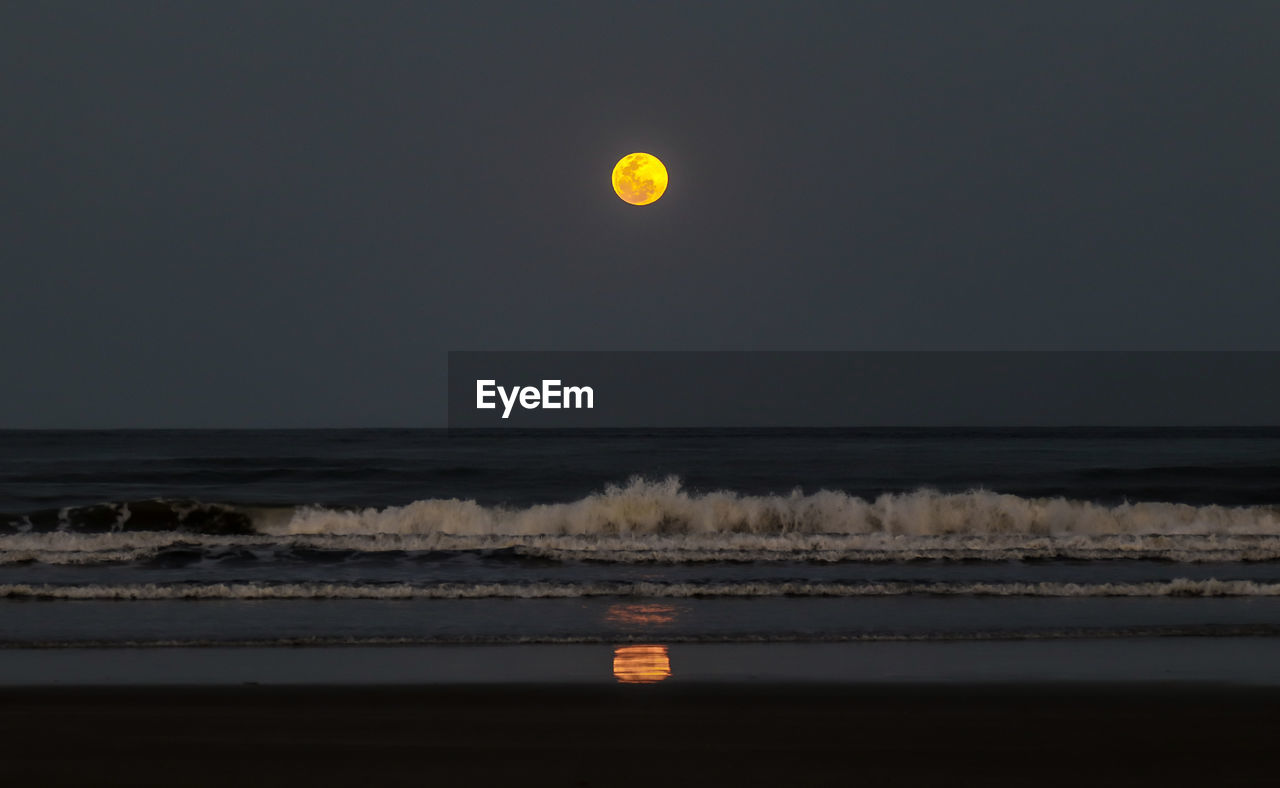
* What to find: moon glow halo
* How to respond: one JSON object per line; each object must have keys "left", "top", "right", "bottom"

{"left": 612, "top": 153, "right": 668, "bottom": 206}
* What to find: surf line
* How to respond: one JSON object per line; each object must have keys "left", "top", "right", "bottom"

{"left": 475, "top": 379, "right": 594, "bottom": 419}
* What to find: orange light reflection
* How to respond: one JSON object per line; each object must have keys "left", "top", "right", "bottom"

{"left": 605, "top": 603, "right": 677, "bottom": 626}
{"left": 612, "top": 645, "right": 672, "bottom": 684}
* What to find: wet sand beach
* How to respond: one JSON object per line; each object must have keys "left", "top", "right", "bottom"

{"left": 4, "top": 683, "right": 1278, "bottom": 787}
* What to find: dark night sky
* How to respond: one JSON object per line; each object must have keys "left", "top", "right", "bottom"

{"left": 2, "top": 1, "right": 1277, "bottom": 426}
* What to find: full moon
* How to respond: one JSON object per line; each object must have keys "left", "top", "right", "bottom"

{"left": 612, "top": 152, "right": 668, "bottom": 206}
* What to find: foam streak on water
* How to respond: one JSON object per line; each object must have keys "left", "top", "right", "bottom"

{"left": 7, "top": 578, "right": 1280, "bottom": 600}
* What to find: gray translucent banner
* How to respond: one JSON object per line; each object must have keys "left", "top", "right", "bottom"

{"left": 447, "top": 352, "right": 1280, "bottom": 428}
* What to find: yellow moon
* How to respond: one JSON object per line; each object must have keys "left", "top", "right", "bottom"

{"left": 612, "top": 152, "right": 668, "bottom": 206}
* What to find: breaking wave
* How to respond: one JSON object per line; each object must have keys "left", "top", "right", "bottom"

{"left": 273, "top": 477, "right": 1280, "bottom": 537}
{"left": 8, "top": 477, "right": 1279, "bottom": 538}
{"left": 4, "top": 477, "right": 1280, "bottom": 565}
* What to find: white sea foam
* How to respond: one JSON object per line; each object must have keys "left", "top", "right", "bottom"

{"left": 17, "top": 628, "right": 1280, "bottom": 648}
{"left": 8, "top": 531, "right": 1280, "bottom": 565}
{"left": 5, "top": 578, "right": 1280, "bottom": 600}
{"left": 270, "top": 478, "right": 1280, "bottom": 538}
{"left": 4, "top": 479, "right": 1280, "bottom": 565}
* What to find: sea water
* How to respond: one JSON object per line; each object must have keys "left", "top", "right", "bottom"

{"left": 3, "top": 428, "right": 1279, "bottom": 681}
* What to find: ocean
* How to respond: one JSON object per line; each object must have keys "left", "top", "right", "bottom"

{"left": 4, "top": 428, "right": 1280, "bottom": 682}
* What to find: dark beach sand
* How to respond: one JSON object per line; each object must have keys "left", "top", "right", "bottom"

{"left": 3, "top": 683, "right": 1278, "bottom": 787}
